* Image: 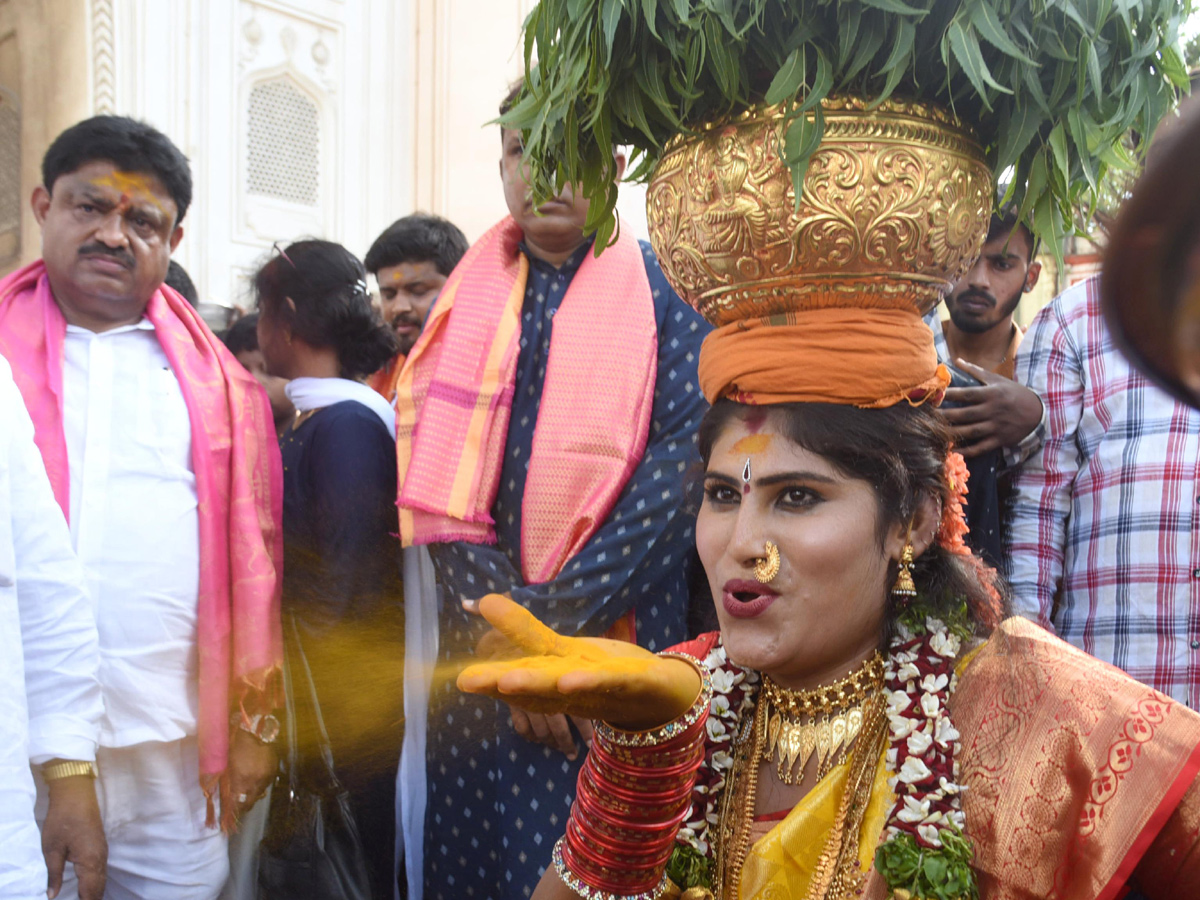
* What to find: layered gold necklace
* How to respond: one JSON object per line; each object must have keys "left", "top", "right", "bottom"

{"left": 760, "top": 653, "right": 886, "bottom": 784}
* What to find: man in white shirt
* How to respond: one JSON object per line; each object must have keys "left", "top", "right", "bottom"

{"left": 0, "top": 117, "right": 284, "bottom": 899}
{"left": 0, "top": 354, "right": 105, "bottom": 900}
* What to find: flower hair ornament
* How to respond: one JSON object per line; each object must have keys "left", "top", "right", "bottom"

{"left": 937, "top": 450, "right": 1003, "bottom": 630}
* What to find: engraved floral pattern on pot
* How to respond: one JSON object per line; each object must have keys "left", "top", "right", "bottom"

{"left": 645, "top": 97, "right": 993, "bottom": 327}
{"left": 929, "top": 167, "right": 993, "bottom": 287}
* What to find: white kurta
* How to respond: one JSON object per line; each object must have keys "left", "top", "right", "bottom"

{"left": 0, "top": 354, "right": 101, "bottom": 900}
{"left": 61, "top": 321, "right": 201, "bottom": 746}
{"left": 33, "top": 321, "right": 226, "bottom": 900}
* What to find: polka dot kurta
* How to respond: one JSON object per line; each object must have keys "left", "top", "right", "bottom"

{"left": 422, "top": 240, "right": 711, "bottom": 899}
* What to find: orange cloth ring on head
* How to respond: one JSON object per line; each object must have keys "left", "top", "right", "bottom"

{"left": 697, "top": 307, "right": 949, "bottom": 409}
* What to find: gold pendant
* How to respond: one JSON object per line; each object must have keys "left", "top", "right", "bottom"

{"left": 815, "top": 717, "right": 832, "bottom": 773}
{"left": 846, "top": 707, "right": 863, "bottom": 746}
{"left": 799, "top": 726, "right": 817, "bottom": 779}
{"left": 829, "top": 714, "right": 848, "bottom": 760}
{"left": 783, "top": 722, "right": 804, "bottom": 779}
{"left": 767, "top": 711, "right": 782, "bottom": 757}
{"left": 758, "top": 655, "right": 886, "bottom": 787}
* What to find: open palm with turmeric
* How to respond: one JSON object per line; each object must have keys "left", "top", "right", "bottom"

{"left": 457, "top": 594, "right": 701, "bottom": 732}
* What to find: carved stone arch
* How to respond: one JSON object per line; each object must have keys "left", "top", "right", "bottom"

{"left": 237, "top": 63, "right": 334, "bottom": 241}
{"left": 245, "top": 71, "right": 321, "bottom": 206}
{"left": 0, "top": 86, "right": 20, "bottom": 265}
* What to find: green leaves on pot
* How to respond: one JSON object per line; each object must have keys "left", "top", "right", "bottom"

{"left": 503, "top": 0, "right": 1193, "bottom": 258}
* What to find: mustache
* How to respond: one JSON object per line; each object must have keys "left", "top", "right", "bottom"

{"left": 390, "top": 313, "right": 422, "bottom": 329}
{"left": 955, "top": 288, "right": 995, "bottom": 308}
{"left": 78, "top": 243, "right": 135, "bottom": 269}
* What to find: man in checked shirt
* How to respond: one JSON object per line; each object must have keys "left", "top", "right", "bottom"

{"left": 1005, "top": 268, "right": 1200, "bottom": 708}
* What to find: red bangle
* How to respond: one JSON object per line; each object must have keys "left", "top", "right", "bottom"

{"left": 556, "top": 652, "right": 711, "bottom": 899}
{"left": 566, "top": 819, "right": 678, "bottom": 867}
{"left": 573, "top": 790, "right": 691, "bottom": 844}
{"left": 579, "top": 764, "right": 697, "bottom": 812}
{"left": 560, "top": 838, "right": 673, "bottom": 894}
{"left": 553, "top": 840, "right": 672, "bottom": 900}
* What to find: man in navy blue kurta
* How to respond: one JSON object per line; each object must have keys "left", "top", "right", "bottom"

{"left": 419, "top": 102, "right": 710, "bottom": 900}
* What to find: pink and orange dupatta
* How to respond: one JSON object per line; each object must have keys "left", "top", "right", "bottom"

{"left": 394, "top": 217, "right": 658, "bottom": 586}
{"left": 0, "top": 260, "right": 283, "bottom": 828}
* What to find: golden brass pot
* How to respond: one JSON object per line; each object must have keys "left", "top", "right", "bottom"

{"left": 645, "top": 97, "right": 993, "bottom": 326}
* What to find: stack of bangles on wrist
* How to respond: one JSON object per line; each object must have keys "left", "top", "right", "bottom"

{"left": 554, "top": 653, "right": 712, "bottom": 900}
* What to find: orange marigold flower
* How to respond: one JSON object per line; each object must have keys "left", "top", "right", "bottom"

{"left": 937, "top": 451, "right": 971, "bottom": 556}
{"left": 938, "top": 450, "right": 1003, "bottom": 629}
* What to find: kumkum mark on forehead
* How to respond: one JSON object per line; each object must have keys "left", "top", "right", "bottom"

{"left": 743, "top": 409, "right": 767, "bottom": 433}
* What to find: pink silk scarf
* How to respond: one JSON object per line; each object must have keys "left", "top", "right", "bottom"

{"left": 0, "top": 260, "right": 283, "bottom": 822}
{"left": 395, "top": 217, "right": 658, "bottom": 583}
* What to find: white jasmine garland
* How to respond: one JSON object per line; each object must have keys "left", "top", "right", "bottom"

{"left": 920, "top": 673, "right": 949, "bottom": 694}
{"left": 897, "top": 796, "right": 931, "bottom": 823}
{"left": 935, "top": 716, "right": 961, "bottom": 747}
{"left": 906, "top": 729, "right": 933, "bottom": 756}
{"left": 710, "top": 668, "right": 737, "bottom": 694}
{"left": 673, "top": 641, "right": 758, "bottom": 864}
{"left": 918, "top": 823, "right": 943, "bottom": 846}
{"left": 878, "top": 613, "right": 973, "bottom": 896}
{"left": 898, "top": 756, "right": 933, "bottom": 784}
{"left": 919, "top": 692, "right": 941, "bottom": 718}
{"left": 930, "top": 630, "right": 962, "bottom": 658}
{"left": 888, "top": 713, "right": 917, "bottom": 739}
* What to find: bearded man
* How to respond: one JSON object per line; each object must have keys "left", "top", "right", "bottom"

{"left": 364, "top": 213, "right": 469, "bottom": 401}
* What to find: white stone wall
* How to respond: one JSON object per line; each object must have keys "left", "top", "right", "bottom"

{"left": 0, "top": 0, "right": 651, "bottom": 301}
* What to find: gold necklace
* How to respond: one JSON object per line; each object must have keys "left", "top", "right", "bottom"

{"left": 760, "top": 653, "right": 885, "bottom": 784}
{"left": 715, "top": 686, "right": 888, "bottom": 900}
{"left": 715, "top": 695, "right": 766, "bottom": 900}
{"left": 806, "top": 689, "right": 888, "bottom": 899}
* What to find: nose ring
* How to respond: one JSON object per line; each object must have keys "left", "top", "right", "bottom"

{"left": 753, "top": 541, "right": 780, "bottom": 584}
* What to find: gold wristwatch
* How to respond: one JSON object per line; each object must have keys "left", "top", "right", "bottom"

{"left": 42, "top": 760, "right": 99, "bottom": 781}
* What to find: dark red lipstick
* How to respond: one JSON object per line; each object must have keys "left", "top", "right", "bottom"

{"left": 722, "top": 578, "right": 780, "bottom": 619}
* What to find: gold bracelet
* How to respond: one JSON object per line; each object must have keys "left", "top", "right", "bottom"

{"left": 42, "top": 760, "right": 98, "bottom": 781}
{"left": 593, "top": 652, "right": 712, "bottom": 748}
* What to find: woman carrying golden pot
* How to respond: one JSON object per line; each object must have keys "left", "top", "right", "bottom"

{"left": 457, "top": 299, "right": 1200, "bottom": 899}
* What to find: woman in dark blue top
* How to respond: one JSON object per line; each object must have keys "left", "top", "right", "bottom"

{"left": 255, "top": 239, "right": 403, "bottom": 899}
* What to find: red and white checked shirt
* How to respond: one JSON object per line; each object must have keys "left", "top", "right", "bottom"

{"left": 1005, "top": 276, "right": 1200, "bottom": 709}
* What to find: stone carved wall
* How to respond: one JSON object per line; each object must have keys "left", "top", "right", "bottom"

{"left": 235, "top": 2, "right": 337, "bottom": 254}
{"left": 91, "top": 0, "right": 115, "bottom": 114}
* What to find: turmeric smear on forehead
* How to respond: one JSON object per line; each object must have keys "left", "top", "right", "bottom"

{"left": 731, "top": 433, "right": 771, "bottom": 455}
{"left": 91, "top": 170, "right": 167, "bottom": 213}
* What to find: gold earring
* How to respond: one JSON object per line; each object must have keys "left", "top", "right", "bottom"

{"left": 891, "top": 542, "right": 917, "bottom": 603}
{"left": 753, "top": 541, "right": 780, "bottom": 584}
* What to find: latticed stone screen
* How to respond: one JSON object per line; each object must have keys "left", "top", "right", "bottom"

{"left": 246, "top": 78, "right": 319, "bottom": 206}
{"left": 0, "top": 92, "right": 19, "bottom": 264}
